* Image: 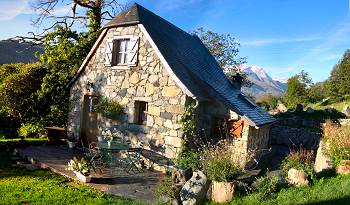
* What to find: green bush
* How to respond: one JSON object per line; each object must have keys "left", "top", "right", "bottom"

{"left": 323, "top": 120, "right": 350, "bottom": 166}
{"left": 176, "top": 149, "right": 202, "bottom": 170}
{"left": 94, "top": 96, "right": 124, "bottom": 120}
{"left": 18, "top": 122, "right": 44, "bottom": 138}
{"left": 281, "top": 148, "right": 314, "bottom": 180}
{"left": 203, "top": 146, "right": 242, "bottom": 182}
{"left": 155, "top": 175, "right": 178, "bottom": 204}
{"left": 256, "top": 175, "right": 280, "bottom": 198}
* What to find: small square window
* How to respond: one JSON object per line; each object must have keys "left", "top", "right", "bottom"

{"left": 135, "top": 101, "right": 148, "bottom": 125}
{"left": 112, "top": 39, "right": 130, "bottom": 65}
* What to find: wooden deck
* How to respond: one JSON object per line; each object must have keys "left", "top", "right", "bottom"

{"left": 17, "top": 145, "right": 161, "bottom": 203}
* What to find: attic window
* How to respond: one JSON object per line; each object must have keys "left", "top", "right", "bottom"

{"left": 104, "top": 36, "right": 139, "bottom": 67}
{"left": 112, "top": 39, "right": 130, "bottom": 65}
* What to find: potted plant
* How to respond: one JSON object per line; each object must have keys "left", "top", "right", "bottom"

{"left": 203, "top": 145, "right": 243, "bottom": 203}
{"left": 66, "top": 133, "right": 76, "bottom": 149}
{"left": 101, "top": 128, "right": 125, "bottom": 147}
{"left": 67, "top": 156, "right": 92, "bottom": 183}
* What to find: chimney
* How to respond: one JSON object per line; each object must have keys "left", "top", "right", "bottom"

{"left": 231, "top": 73, "right": 243, "bottom": 90}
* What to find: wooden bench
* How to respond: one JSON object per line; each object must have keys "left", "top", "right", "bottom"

{"left": 44, "top": 127, "right": 66, "bottom": 144}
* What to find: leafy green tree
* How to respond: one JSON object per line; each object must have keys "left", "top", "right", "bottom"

{"left": 191, "top": 28, "right": 251, "bottom": 87}
{"left": 0, "top": 63, "right": 47, "bottom": 123}
{"left": 256, "top": 93, "right": 280, "bottom": 110}
{"left": 325, "top": 50, "right": 350, "bottom": 101}
{"left": 307, "top": 82, "right": 326, "bottom": 103}
{"left": 36, "top": 24, "right": 101, "bottom": 126}
{"left": 192, "top": 27, "right": 246, "bottom": 68}
{"left": 283, "top": 70, "right": 312, "bottom": 108}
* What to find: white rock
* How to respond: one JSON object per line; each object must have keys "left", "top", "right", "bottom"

{"left": 180, "top": 171, "right": 210, "bottom": 205}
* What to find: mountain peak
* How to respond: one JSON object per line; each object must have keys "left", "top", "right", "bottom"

{"left": 240, "top": 65, "right": 287, "bottom": 98}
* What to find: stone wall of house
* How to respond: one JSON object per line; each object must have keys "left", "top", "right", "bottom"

{"left": 195, "top": 100, "right": 229, "bottom": 138}
{"left": 247, "top": 125, "right": 270, "bottom": 161}
{"left": 226, "top": 122, "right": 270, "bottom": 168}
{"left": 68, "top": 25, "right": 187, "bottom": 163}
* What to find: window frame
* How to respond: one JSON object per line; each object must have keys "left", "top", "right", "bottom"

{"left": 134, "top": 101, "right": 148, "bottom": 125}
{"left": 112, "top": 38, "right": 130, "bottom": 66}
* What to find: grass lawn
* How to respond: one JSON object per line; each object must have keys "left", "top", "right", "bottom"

{"left": 206, "top": 175, "right": 350, "bottom": 205}
{"left": 308, "top": 99, "right": 350, "bottom": 112}
{"left": 0, "top": 142, "right": 146, "bottom": 205}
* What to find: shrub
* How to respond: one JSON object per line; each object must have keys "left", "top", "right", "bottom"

{"left": 18, "top": 122, "right": 44, "bottom": 138}
{"left": 66, "top": 156, "right": 91, "bottom": 176}
{"left": 256, "top": 175, "right": 280, "bottom": 198}
{"left": 176, "top": 149, "right": 202, "bottom": 170}
{"left": 281, "top": 148, "right": 314, "bottom": 180}
{"left": 155, "top": 175, "right": 179, "bottom": 204}
{"left": 203, "top": 145, "right": 242, "bottom": 182}
{"left": 323, "top": 120, "right": 350, "bottom": 166}
{"left": 94, "top": 96, "right": 124, "bottom": 120}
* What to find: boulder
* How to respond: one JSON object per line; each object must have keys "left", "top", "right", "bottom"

{"left": 342, "top": 105, "right": 350, "bottom": 116}
{"left": 337, "top": 160, "right": 350, "bottom": 175}
{"left": 172, "top": 167, "right": 193, "bottom": 186}
{"left": 287, "top": 168, "right": 309, "bottom": 187}
{"left": 267, "top": 170, "right": 285, "bottom": 184}
{"left": 314, "top": 141, "right": 334, "bottom": 174}
{"left": 211, "top": 181, "right": 235, "bottom": 203}
{"left": 325, "top": 107, "right": 337, "bottom": 113}
{"left": 306, "top": 107, "right": 314, "bottom": 113}
{"left": 295, "top": 104, "right": 304, "bottom": 113}
{"left": 180, "top": 171, "right": 210, "bottom": 205}
{"left": 276, "top": 103, "right": 288, "bottom": 113}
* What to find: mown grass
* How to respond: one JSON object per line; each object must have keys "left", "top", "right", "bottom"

{"left": 207, "top": 174, "right": 350, "bottom": 205}
{"left": 0, "top": 142, "right": 146, "bottom": 205}
{"left": 309, "top": 99, "right": 350, "bottom": 112}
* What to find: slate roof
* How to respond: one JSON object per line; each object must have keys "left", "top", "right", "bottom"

{"left": 104, "top": 4, "right": 275, "bottom": 127}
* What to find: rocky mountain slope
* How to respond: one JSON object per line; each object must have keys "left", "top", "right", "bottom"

{"left": 241, "top": 65, "right": 287, "bottom": 98}
{"left": 0, "top": 40, "right": 42, "bottom": 64}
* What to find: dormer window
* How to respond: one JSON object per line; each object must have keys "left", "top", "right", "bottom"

{"left": 104, "top": 36, "right": 139, "bottom": 67}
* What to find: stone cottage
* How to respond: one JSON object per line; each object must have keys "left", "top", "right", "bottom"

{"left": 67, "top": 3, "right": 276, "bottom": 168}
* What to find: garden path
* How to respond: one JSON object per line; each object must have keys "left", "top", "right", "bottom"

{"left": 17, "top": 145, "right": 160, "bottom": 203}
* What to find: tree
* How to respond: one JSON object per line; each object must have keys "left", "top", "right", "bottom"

{"left": 0, "top": 63, "right": 47, "bottom": 123}
{"left": 11, "top": 1, "right": 126, "bottom": 127}
{"left": 256, "top": 93, "right": 280, "bottom": 110}
{"left": 192, "top": 27, "right": 246, "bottom": 68}
{"left": 307, "top": 82, "right": 326, "bottom": 103}
{"left": 191, "top": 28, "right": 251, "bottom": 87}
{"left": 283, "top": 70, "right": 312, "bottom": 108}
{"left": 325, "top": 49, "right": 350, "bottom": 101}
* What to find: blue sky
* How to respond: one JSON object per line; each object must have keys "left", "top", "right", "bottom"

{"left": 0, "top": 0, "right": 350, "bottom": 82}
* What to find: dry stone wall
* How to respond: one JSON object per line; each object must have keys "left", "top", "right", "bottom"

{"left": 68, "top": 25, "right": 186, "bottom": 161}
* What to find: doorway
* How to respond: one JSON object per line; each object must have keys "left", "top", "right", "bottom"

{"left": 80, "top": 95, "right": 99, "bottom": 145}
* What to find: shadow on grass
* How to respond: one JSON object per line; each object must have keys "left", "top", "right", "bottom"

{"left": 305, "top": 197, "right": 350, "bottom": 205}
{"left": 92, "top": 175, "right": 159, "bottom": 185}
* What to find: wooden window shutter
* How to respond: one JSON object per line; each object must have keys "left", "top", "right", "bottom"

{"left": 127, "top": 37, "right": 139, "bottom": 66}
{"left": 104, "top": 39, "right": 114, "bottom": 66}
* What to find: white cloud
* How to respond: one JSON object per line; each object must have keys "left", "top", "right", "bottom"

{"left": 289, "top": 15, "right": 350, "bottom": 72}
{"left": 241, "top": 36, "right": 323, "bottom": 46}
{"left": 0, "top": 0, "right": 31, "bottom": 21}
{"left": 0, "top": 0, "right": 74, "bottom": 22}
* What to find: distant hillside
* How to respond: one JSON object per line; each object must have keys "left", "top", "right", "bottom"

{"left": 241, "top": 65, "right": 287, "bottom": 98}
{"left": 0, "top": 40, "right": 43, "bottom": 64}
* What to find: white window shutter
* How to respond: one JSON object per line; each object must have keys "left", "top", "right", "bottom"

{"left": 127, "top": 37, "right": 139, "bottom": 66}
{"left": 104, "top": 39, "right": 114, "bottom": 66}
